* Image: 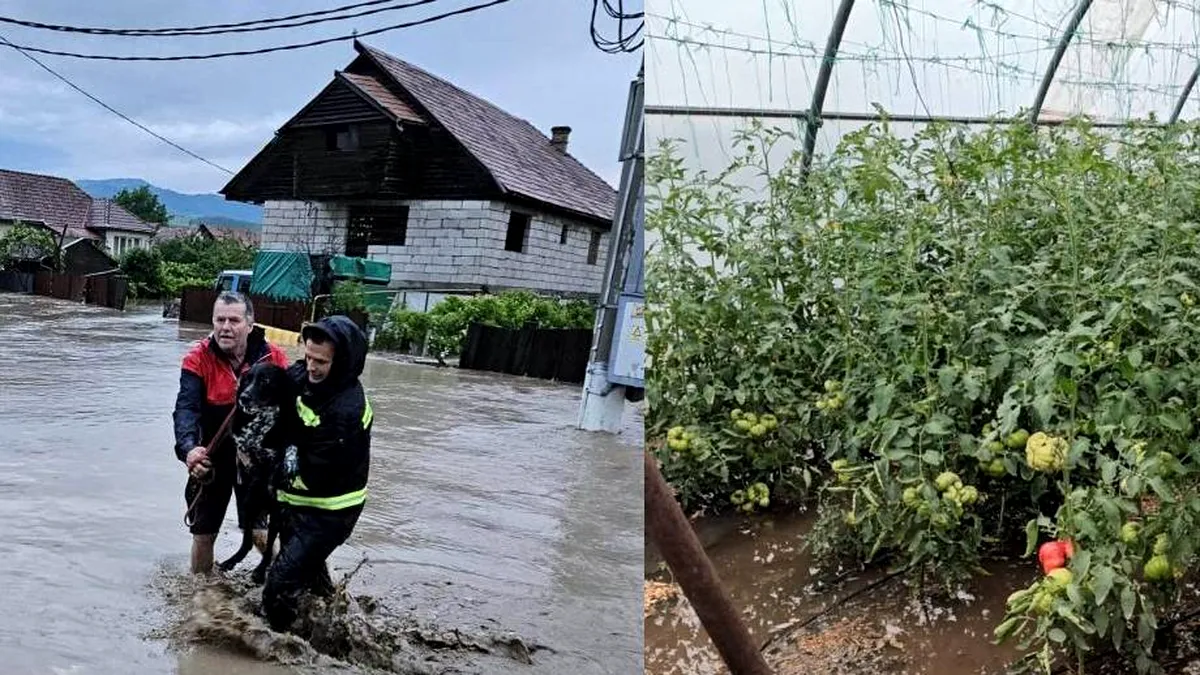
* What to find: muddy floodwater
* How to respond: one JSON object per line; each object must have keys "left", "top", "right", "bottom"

{"left": 645, "top": 511, "right": 1039, "bottom": 675}
{"left": 0, "top": 293, "right": 642, "bottom": 674}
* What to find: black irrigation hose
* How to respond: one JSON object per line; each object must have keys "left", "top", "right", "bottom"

{"left": 757, "top": 565, "right": 911, "bottom": 654}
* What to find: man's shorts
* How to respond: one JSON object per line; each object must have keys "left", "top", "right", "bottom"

{"left": 184, "top": 446, "right": 266, "bottom": 535}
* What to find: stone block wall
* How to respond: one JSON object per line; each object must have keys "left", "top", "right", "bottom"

{"left": 260, "top": 200, "right": 348, "bottom": 255}
{"left": 258, "top": 198, "right": 610, "bottom": 297}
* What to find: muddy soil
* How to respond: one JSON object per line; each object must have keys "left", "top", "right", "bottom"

{"left": 149, "top": 564, "right": 549, "bottom": 674}
{"left": 644, "top": 511, "right": 1200, "bottom": 675}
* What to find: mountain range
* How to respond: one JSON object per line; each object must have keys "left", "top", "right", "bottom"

{"left": 75, "top": 178, "right": 262, "bottom": 230}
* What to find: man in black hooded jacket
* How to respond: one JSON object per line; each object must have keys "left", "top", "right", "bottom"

{"left": 263, "top": 315, "right": 372, "bottom": 633}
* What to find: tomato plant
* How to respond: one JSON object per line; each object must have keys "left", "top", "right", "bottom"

{"left": 646, "top": 116, "right": 1200, "bottom": 671}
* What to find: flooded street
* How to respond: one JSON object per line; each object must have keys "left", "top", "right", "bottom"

{"left": 0, "top": 292, "right": 643, "bottom": 674}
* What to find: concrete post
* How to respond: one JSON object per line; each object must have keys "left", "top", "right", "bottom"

{"left": 578, "top": 65, "right": 644, "bottom": 433}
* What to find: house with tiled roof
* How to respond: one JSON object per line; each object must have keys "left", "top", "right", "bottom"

{"left": 0, "top": 168, "right": 158, "bottom": 271}
{"left": 221, "top": 40, "right": 617, "bottom": 298}
{"left": 154, "top": 222, "right": 261, "bottom": 247}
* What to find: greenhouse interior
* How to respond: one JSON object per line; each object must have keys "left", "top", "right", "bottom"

{"left": 643, "top": 1, "right": 1200, "bottom": 674}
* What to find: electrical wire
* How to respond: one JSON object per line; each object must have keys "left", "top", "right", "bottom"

{"left": 591, "top": 0, "right": 643, "bottom": 54}
{"left": 0, "top": 0, "right": 443, "bottom": 37}
{"left": 0, "top": 33, "right": 234, "bottom": 175}
{"left": 0, "top": 0, "right": 513, "bottom": 61}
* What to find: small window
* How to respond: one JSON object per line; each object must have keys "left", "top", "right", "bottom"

{"left": 559, "top": 224, "right": 569, "bottom": 245}
{"left": 325, "top": 124, "right": 359, "bottom": 152}
{"left": 347, "top": 204, "right": 408, "bottom": 257}
{"left": 505, "top": 212, "right": 531, "bottom": 253}
{"left": 587, "top": 230, "right": 602, "bottom": 265}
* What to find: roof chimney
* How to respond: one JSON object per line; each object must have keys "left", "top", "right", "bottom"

{"left": 550, "top": 126, "right": 571, "bottom": 153}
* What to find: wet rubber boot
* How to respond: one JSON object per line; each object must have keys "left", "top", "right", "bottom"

{"left": 191, "top": 534, "right": 216, "bottom": 575}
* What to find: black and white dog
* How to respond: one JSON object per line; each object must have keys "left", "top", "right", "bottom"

{"left": 218, "top": 361, "right": 299, "bottom": 583}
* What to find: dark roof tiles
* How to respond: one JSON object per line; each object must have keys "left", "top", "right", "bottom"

{"left": 357, "top": 42, "right": 617, "bottom": 223}
{"left": 0, "top": 169, "right": 157, "bottom": 239}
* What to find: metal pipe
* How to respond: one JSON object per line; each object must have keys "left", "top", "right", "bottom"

{"left": 1170, "top": 62, "right": 1200, "bottom": 124}
{"left": 644, "top": 451, "right": 774, "bottom": 675}
{"left": 1029, "top": 0, "right": 1094, "bottom": 124}
{"left": 644, "top": 104, "right": 1148, "bottom": 128}
{"left": 800, "top": 0, "right": 857, "bottom": 179}
{"left": 585, "top": 66, "right": 644, "bottom": 371}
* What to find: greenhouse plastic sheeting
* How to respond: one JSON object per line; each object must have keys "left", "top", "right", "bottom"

{"left": 645, "top": 0, "right": 1200, "bottom": 176}
{"left": 249, "top": 251, "right": 313, "bottom": 301}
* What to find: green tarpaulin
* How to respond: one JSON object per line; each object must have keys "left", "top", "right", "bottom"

{"left": 328, "top": 255, "right": 392, "bottom": 285}
{"left": 328, "top": 255, "right": 360, "bottom": 280}
{"left": 361, "top": 259, "right": 391, "bottom": 284}
{"left": 249, "top": 251, "right": 313, "bottom": 301}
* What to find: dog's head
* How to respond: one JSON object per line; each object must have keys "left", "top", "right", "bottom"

{"left": 237, "top": 362, "right": 296, "bottom": 414}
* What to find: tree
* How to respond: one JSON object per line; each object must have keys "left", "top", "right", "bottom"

{"left": 112, "top": 186, "right": 169, "bottom": 226}
{"left": 0, "top": 222, "right": 60, "bottom": 270}
{"left": 118, "top": 247, "right": 162, "bottom": 298}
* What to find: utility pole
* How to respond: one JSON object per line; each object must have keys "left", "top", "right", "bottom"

{"left": 578, "top": 64, "right": 644, "bottom": 433}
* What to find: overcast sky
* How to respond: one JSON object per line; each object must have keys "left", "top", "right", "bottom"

{"left": 0, "top": 0, "right": 641, "bottom": 194}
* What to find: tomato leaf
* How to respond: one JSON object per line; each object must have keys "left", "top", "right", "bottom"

{"left": 1121, "top": 585, "right": 1137, "bottom": 621}
{"left": 1025, "top": 519, "right": 1039, "bottom": 557}
{"left": 1128, "top": 349, "right": 1143, "bottom": 369}
{"left": 1093, "top": 566, "right": 1115, "bottom": 605}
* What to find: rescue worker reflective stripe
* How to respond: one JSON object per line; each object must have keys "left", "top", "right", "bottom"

{"left": 362, "top": 397, "right": 373, "bottom": 428}
{"left": 277, "top": 488, "right": 367, "bottom": 510}
{"left": 297, "top": 399, "right": 320, "bottom": 427}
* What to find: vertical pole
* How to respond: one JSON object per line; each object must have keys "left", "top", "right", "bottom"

{"left": 578, "top": 64, "right": 644, "bottom": 432}
{"left": 799, "top": 0, "right": 856, "bottom": 181}
{"left": 645, "top": 452, "right": 774, "bottom": 675}
{"left": 1029, "top": 0, "right": 1093, "bottom": 124}
{"left": 1170, "top": 62, "right": 1200, "bottom": 124}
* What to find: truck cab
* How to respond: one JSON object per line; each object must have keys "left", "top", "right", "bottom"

{"left": 214, "top": 269, "right": 254, "bottom": 294}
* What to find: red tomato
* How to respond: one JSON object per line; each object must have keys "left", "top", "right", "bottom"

{"left": 1039, "top": 541, "right": 1067, "bottom": 574}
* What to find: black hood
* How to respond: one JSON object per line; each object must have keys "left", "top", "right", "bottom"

{"left": 301, "top": 315, "right": 367, "bottom": 396}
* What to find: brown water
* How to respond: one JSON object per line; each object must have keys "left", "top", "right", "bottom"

{"left": 0, "top": 293, "right": 643, "bottom": 674}
{"left": 644, "top": 511, "right": 1034, "bottom": 675}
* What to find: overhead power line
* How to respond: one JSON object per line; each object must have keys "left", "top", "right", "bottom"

{"left": 0, "top": 33, "right": 234, "bottom": 175}
{"left": 591, "top": 0, "right": 643, "bottom": 54}
{"left": 0, "top": 0, "right": 513, "bottom": 61}
{"left": 0, "top": 0, "right": 443, "bottom": 37}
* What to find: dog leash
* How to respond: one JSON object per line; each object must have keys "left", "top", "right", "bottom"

{"left": 183, "top": 405, "right": 238, "bottom": 528}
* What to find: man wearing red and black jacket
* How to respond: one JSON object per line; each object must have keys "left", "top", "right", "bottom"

{"left": 173, "top": 292, "right": 291, "bottom": 575}
{"left": 263, "top": 315, "right": 371, "bottom": 634}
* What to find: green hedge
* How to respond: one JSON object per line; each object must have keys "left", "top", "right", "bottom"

{"left": 373, "top": 290, "right": 595, "bottom": 358}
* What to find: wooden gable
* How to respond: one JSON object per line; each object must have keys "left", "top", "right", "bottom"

{"left": 285, "top": 78, "right": 391, "bottom": 128}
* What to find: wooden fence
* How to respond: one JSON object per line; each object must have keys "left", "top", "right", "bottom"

{"left": 179, "top": 288, "right": 368, "bottom": 332}
{"left": 0, "top": 270, "right": 127, "bottom": 310}
{"left": 0, "top": 271, "right": 34, "bottom": 294}
{"left": 181, "top": 288, "right": 309, "bottom": 331}
{"left": 459, "top": 322, "right": 593, "bottom": 384}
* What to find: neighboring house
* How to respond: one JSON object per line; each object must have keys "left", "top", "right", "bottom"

{"left": 0, "top": 168, "right": 158, "bottom": 272}
{"left": 153, "top": 222, "right": 261, "bottom": 247}
{"left": 221, "top": 40, "right": 618, "bottom": 298}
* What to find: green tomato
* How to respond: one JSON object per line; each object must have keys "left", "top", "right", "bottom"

{"left": 985, "top": 458, "right": 1007, "bottom": 478}
{"left": 1006, "top": 429, "right": 1031, "bottom": 450}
